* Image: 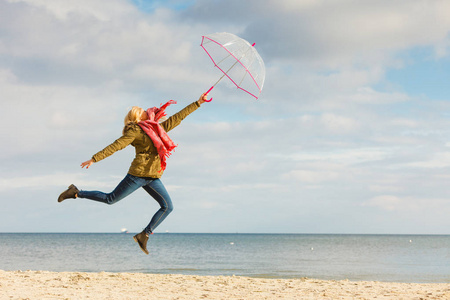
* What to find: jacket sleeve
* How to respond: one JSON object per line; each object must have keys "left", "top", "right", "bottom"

{"left": 160, "top": 101, "right": 201, "bottom": 132}
{"left": 92, "top": 126, "right": 138, "bottom": 163}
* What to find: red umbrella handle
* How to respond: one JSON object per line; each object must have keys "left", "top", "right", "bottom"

{"left": 204, "top": 86, "right": 214, "bottom": 102}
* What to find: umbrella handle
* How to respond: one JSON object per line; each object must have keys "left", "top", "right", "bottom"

{"left": 204, "top": 86, "right": 214, "bottom": 102}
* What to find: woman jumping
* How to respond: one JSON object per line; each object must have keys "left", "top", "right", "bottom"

{"left": 58, "top": 93, "right": 208, "bottom": 254}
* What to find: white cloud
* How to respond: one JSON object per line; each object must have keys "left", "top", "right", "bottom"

{"left": 286, "top": 147, "right": 392, "bottom": 165}
{"left": 363, "top": 195, "right": 403, "bottom": 211}
{"left": 319, "top": 113, "right": 359, "bottom": 134}
{"left": 244, "top": 0, "right": 450, "bottom": 66}
{"left": 403, "top": 152, "right": 450, "bottom": 169}
{"left": 0, "top": 0, "right": 207, "bottom": 91}
{"left": 0, "top": 172, "right": 117, "bottom": 192}
{"left": 363, "top": 195, "right": 450, "bottom": 214}
{"left": 0, "top": 71, "right": 129, "bottom": 158}
{"left": 7, "top": 0, "right": 135, "bottom": 21}
{"left": 0, "top": 69, "right": 17, "bottom": 82}
{"left": 283, "top": 169, "right": 340, "bottom": 184}
{"left": 368, "top": 185, "right": 403, "bottom": 194}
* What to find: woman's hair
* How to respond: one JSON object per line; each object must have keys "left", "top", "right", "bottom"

{"left": 123, "top": 106, "right": 144, "bottom": 134}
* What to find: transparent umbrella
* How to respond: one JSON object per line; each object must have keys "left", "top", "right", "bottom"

{"left": 201, "top": 32, "right": 266, "bottom": 101}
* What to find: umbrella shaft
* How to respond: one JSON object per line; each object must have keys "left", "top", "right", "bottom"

{"left": 212, "top": 59, "right": 240, "bottom": 87}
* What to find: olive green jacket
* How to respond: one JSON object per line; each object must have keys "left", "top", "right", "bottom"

{"left": 92, "top": 101, "right": 201, "bottom": 178}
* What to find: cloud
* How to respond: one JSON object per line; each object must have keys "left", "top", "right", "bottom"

{"left": 182, "top": 0, "right": 450, "bottom": 67}
{"left": 0, "top": 172, "right": 118, "bottom": 192}
{"left": 6, "top": 0, "right": 136, "bottom": 20}
{"left": 286, "top": 147, "right": 391, "bottom": 165}
{"left": 319, "top": 113, "right": 359, "bottom": 134}
{"left": 363, "top": 195, "right": 403, "bottom": 211}
{"left": 0, "top": 0, "right": 207, "bottom": 90}
{"left": 402, "top": 152, "right": 450, "bottom": 169}
{"left": 283, "top": 169, "right": 341, "bottom": 184}
{"left": 363, "top": 195, "right": 450, "bottom": 215}
{"left": 0, "top": 70, "right": 129, "bottom": 158}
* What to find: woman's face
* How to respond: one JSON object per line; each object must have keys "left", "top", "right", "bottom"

{"left": 140, "top": 109, "right": 148, "bottom": 121}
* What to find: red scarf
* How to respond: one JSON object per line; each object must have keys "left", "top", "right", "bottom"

{"left": 138, "top": 100, "right": 177, "bottom": 173}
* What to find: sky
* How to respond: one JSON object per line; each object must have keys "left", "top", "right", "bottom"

{"left": 1, "top": 0, "right": 450, "bottom": 234}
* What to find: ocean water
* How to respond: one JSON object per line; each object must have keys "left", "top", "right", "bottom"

{"left": 0, "top": 233, "right": 448, "bottom": 283}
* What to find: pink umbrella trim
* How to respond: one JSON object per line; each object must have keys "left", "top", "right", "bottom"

{"left": 201, "top": 35, "right": 262, "bottom": 99}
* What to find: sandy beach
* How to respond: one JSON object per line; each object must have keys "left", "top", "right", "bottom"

{"left": 0, "top": 270, "right": 448, "bottom": 299}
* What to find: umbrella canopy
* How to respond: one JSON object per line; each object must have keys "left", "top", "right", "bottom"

{"left": 201, "top": 32, "right": 266, "bottom": 100}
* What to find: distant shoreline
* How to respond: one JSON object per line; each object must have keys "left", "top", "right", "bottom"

{"left": 1, "top": 232, "right": 450, "bottom": 236}
{"left": 1, "top": 270, "right": 449, "bottom": 299}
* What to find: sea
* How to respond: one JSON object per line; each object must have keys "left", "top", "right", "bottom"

{"left": 0, "top": 233, "right": 449, "bottom": 283}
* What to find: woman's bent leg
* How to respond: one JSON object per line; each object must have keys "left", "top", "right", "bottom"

{"left": 142, "top": 179, "right": 173, "bottom": 234}
{"left": 78, "top": 174, "right": 143, "bottom": 205}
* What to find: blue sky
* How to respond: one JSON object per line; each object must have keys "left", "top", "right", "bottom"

{"left": 385, "top": 47, "right": 450, "bottom": 99}
{"left": 1, "top": 0, "right": 450, "bottom": 234}
{"left": 131, "top": 0, "right": 196, "bottom": 12}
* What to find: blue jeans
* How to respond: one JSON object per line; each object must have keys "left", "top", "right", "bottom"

{"left": 77, "top": 174, "right": 173, "bottom": 234}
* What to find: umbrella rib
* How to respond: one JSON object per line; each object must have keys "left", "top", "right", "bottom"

{"left": 215, "top": 52, "right": 233, "bottom": 67}
{"left": 238, "top": 55, "right": 257, "bottom": 88}
{"left": 238, "top": 70, "right": 248, "bottom": 87}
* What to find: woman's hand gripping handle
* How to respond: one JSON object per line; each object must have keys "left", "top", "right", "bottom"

{"left": 198, "top": 92, "right": 210, "bottom": 105}
{"left": 203, "top": 86, "right": 214, "bottom": 102}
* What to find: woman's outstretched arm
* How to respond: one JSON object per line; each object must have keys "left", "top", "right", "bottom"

{"left": 161, "top": 93, "right": 208, "bottom": 132}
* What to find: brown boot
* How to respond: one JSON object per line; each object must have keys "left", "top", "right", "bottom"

{"left": 58, "top": 184, "right": 79, "bottom": 203}
{"left": 133, "top": 231, "right": 149, "bottom": 255}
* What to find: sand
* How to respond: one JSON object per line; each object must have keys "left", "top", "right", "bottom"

{"left": 0, "top": 270, "right": 449, "bottom": 299}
